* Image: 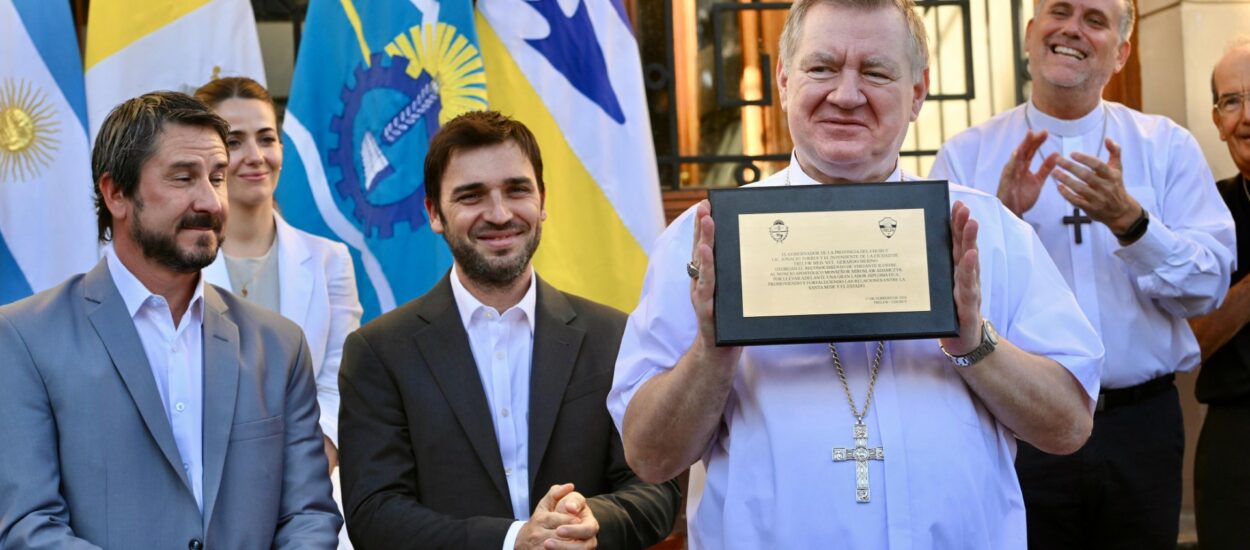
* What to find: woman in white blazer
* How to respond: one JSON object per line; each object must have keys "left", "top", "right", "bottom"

{"left": 196, "top": 77, "right": 362, "bottom": 547}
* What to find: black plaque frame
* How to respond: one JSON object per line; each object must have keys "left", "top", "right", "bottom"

{"left": 708, "top": 180, "right": 958, "bottom": 346}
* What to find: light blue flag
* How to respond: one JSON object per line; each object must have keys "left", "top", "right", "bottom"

{"left": 0, "top": 0, "right": 97, "bottom": 305}
{"left": 279, "top": 0, "right": 487, "bottom": 320}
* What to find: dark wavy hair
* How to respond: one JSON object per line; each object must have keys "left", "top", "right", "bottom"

{"left": 91, "top": 91, "right": 229, "bottom": 242}
{"left": 423, "top": 111, "right": 544, "bottom": 218}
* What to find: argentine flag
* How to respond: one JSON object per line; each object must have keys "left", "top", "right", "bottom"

{"left": 279, "top": 0, "right": 487, "bottom": 320}
{"left": 0, "top": 0, "right": 97, "bottom": 305}
{"left": 477, "top": 0, "right": 664, "bottom": 312}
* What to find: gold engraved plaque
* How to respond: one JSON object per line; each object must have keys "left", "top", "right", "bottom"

{"left": 738, "top": 209, "right": 930, "bottom": 318}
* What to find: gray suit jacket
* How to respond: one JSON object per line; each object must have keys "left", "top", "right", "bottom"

{"left": 0, "top": 259, "right": 341, "bottom": 549}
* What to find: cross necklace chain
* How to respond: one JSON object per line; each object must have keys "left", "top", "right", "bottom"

{"left": 1024, "top": 103, "right": 1109, "bottom": 245}
{"left": 782, "top": 163, "right": 894, "bottom": 503}
{"left": 829, "top": 341, "right": 886, "bottom": 503}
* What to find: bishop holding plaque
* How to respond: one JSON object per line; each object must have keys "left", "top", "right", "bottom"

{"left": 607, "top": 0, "right": 1106, "bottom": 548}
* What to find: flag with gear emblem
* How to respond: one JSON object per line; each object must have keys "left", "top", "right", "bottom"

{"left": 279, "top": 0, "right": 486, "bottom": 320}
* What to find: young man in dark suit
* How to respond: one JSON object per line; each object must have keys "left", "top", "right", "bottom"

{"left": 339, "top": 110, "right": 680, "bottom": 550}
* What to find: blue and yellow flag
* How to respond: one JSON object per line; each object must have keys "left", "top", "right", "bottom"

{"left": 279, "top": 0, "right": 486, "bottom": 320}
{"left": 84, "top": 0, "right": 267, "bottom": 137}
{"left": 0, "top": 0, "right": 97, "bottom": 304}
{"left": 477, "top": 0, "right": 664, "bottom": 312}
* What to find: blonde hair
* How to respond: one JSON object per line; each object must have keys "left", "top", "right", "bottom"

{"left": 778, "top": 0, "right": 930, "bottom": 81}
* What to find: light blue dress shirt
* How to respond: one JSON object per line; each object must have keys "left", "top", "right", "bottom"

{"left": 609, "top": 159, "right": 1105, "bottom": 549}
{"left": 932, "top": 99, "right": 1236, "bottom": 388}
{"left": 106, "top": 247, "right": 206, "bottom": 512}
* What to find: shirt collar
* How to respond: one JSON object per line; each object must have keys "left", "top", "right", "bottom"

{"left": 105, "top": 245, "right": 205, "bottom": 322}
{"left": 449, "top": 265, "right": 538, "bottom": 334}
{"left": 784, "top": 152, "right": 907, "bottom": 186}
{"left": 1025, "top": 97, "right": 1106, "bottom": 138}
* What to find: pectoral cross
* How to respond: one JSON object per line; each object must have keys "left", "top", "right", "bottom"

{"left": 1062, "top": 208, "right": 1094, "bottom": 245}
{"left": 832, "top": 421, "right": 884, "bottom": 503}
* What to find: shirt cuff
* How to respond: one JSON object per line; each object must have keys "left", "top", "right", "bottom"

{"left": 1112, "top": 211, "right": 1170, "bottom": 273}
{"left": 501, "top": 520, "right": 525, "bottom": 550}
{"left": 319, "top": 415, "right": 338, "bottom": 449}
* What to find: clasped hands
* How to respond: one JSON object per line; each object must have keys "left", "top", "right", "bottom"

{"left": 515, "top": 483, "right": 599, "bottom": 550}
{"left": 998, "top": 130, "right": 1143, "bottom": 235}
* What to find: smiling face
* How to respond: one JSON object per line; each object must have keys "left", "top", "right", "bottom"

{"left": 1212, "top": 46, "right": 1250, "bottom": 178}
{"left": 776, "top": 3, "right": 927, "bottom": 183}
{"left": 215, "top": 97, "right": 282, "bottom": 210}
{"left": 1026, "top": 0, "right": 1131, "bottom": 109}
{"left": 427, "top": 140, "right": 546, "bottom": 289}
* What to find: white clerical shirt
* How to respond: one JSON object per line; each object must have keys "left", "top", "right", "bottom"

{"left": 931, "top": 99, "right": 1236, "bottom": 388}
{"left": 608, "top": 157, "right": 1105, "bottom": 549}
{"left": 449, "top": 266, "right": 537, "bottom": 550}
{"left": 105, "top": 246, "right": 206, "bottom": 512}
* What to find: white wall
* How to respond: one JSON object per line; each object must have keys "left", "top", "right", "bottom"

{"left": 1139, "top": 0, "right": 1250, "bottom": 180}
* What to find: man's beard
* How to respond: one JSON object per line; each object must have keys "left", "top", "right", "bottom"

{"left": 130, "top": 202, "right": 224, "bottom": 274}
{"left": 444, "top": 219, "right": 541, "bottom": 289}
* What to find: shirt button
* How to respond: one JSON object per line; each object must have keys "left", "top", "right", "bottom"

{"left": 504, "top": 467, "right": 513, "bottom": 476}
{"left": 485, "top": 311, "right": 494, "bottom": 319}
{"left": 501, "top": 408, "right": 510, "bottom": 418}
{"left": 183, "top": 462, "right": 190, "bottom": 471}
{"left": 175, "top": 402, "right": 186, "bottom": 412}
{"left": 495, "top": 351, "right": 504, "bottom": 360}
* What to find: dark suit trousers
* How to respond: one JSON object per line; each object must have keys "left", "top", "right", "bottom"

{"left": 1195, "top": 399, "right": 1250, "bottom": 549}
{"left": 1015, "top": 385, "right": 1183, "bottom": 550}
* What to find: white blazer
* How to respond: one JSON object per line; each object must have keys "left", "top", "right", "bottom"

{"left": 204, "top": 214, "right": 363, "bottom": 446}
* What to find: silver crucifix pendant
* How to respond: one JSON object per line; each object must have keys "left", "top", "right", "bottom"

{"left": 832, "top": 421, "right": 885, "bottom": 502}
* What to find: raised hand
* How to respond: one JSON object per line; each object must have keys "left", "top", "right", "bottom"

{"left": 998, "top": 129, "right": 1059, "bottom": 217}
{"left": 938, "top": 201, "right": 984, "bottom": 356}
{"left": 1053, "top": 138, "right": 1143, "bottom": 238}
{"left": 689, "top": 200, "right": 718, "bottom": 348}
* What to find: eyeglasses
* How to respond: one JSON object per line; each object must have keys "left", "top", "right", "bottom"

{"left": 1215, "top": 92, "right": 1250, "bottom": 116}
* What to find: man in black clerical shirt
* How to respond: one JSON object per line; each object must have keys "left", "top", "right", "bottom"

{"left": 1191, "top": 37, "right": 1250, "bottom": 550}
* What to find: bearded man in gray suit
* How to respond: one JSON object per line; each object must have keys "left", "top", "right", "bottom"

{"left": 0, "top": 91, "right": 341, "bottom": 549}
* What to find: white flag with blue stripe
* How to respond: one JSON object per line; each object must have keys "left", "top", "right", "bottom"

{"left": 0, "top": 0, "right": 97, "bottom": 304}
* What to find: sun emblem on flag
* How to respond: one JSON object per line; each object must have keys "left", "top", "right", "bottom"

{"left": 329, "top": 22, "right": 488, "bottom": 239}
{"left": 0, "top": 80, "right": 60, "bottom": 182}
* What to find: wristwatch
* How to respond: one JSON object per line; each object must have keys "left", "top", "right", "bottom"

{"left": 941, "top": 320, "right": 999, "bottom": 367}
{"left": 1113, "top": 208, "right": 1150, "bottom": 243}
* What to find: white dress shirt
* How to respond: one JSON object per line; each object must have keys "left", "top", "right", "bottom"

{"left": 932, "top": 99, "right": 1237, "bottom": 388}
{"left": 106, "top": 247, "right": 206, "bottom": 512}
{"left": 449, "top": 265, "right": 537, "bottom": 549}
{"left": 608, "top": 158, "right": 1105, "bottom": 549}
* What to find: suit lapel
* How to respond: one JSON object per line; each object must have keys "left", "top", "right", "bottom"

{"left": 275, "top": 215, "right": 313, "bottom": 326}
{"left": 527, "top": 278, "right": 584, "bottom": 491}
{"left": 415, "top": 277, "right": 510, "bottom": 502}
{"left": 200, "top": 286, "right": 239, "bottom": 527}
{"left": 82, "top": 260, "right": 192, "bottom": 492}
{"left": 200, "top": 253, "right": 230, "bottom": 291}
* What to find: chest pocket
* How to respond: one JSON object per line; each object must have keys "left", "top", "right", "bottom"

{"left": 229, "top": 414, "right": 284, "bottom": 442}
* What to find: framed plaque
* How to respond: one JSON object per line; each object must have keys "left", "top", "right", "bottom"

{"left": 708, "top": 180, "right": 957, "bottom": 346}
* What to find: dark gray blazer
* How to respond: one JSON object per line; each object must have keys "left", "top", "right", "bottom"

{"left": 0, "top": 259, "right": 341, "bottom": 549}
{"left": 339, "top": 274, "right": 680, "bottom": 550}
